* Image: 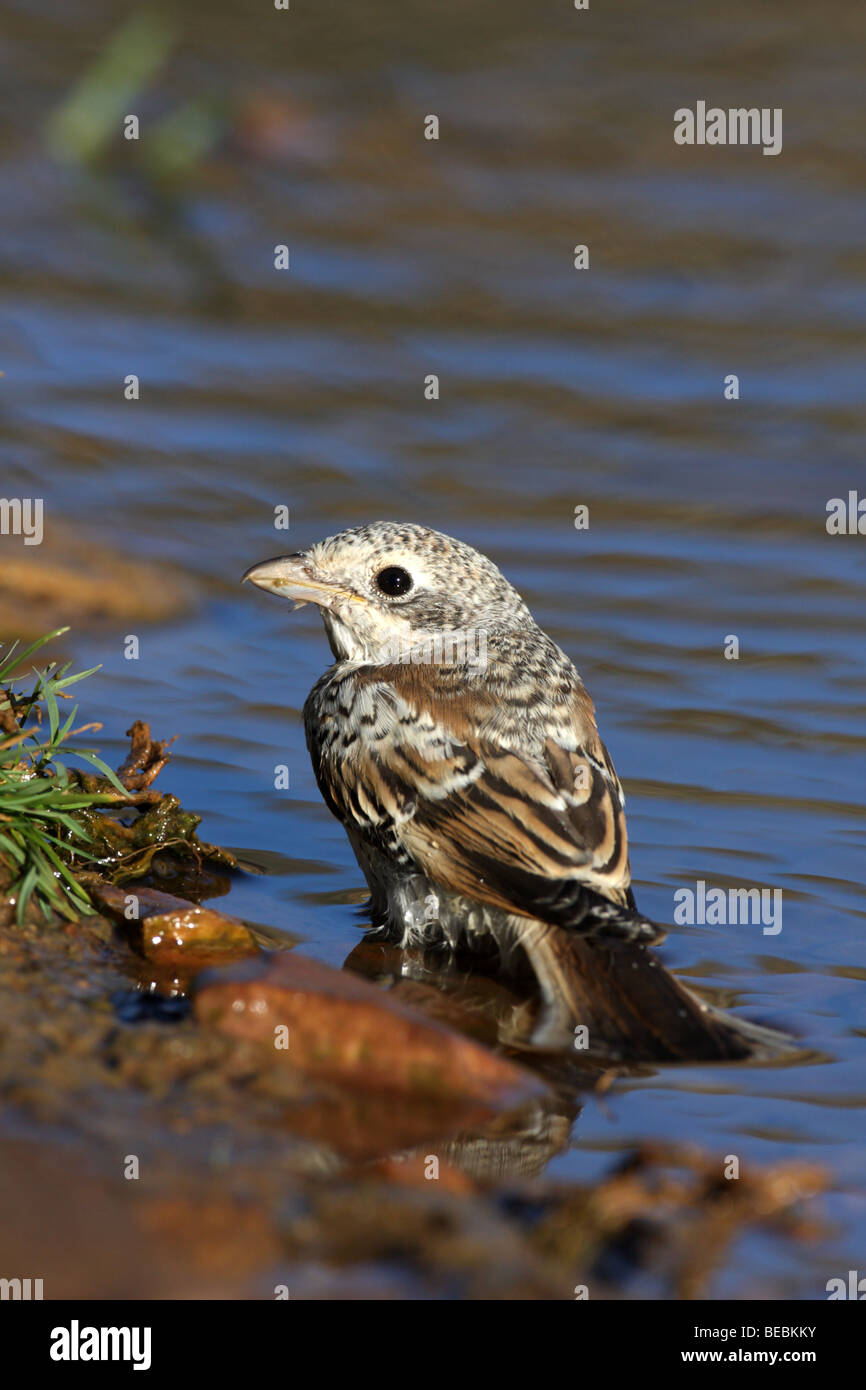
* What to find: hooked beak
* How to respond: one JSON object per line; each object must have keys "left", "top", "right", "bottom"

{"left": 242, "top": 554, "right": 359, "bottom": 610}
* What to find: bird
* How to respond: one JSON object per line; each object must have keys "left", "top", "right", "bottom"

{"left": 243, "top": 521, "right": 665, "bottom": 1046}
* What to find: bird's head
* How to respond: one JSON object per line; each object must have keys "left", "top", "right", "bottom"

{"left": 243, "top": 521, "right": 534, "bottom": 665}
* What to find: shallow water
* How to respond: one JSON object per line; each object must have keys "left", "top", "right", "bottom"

{"left": 1, "top": 0, "right": 865, "bottom": 1297}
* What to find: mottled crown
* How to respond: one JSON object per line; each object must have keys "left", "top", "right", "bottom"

{"left": 306, "top": 521, "right": 535, "bottom": 637}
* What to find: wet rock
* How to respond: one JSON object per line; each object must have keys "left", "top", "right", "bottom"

{"left": 94, "top": 883, "right": 258, "bottom": 968}
{"left": 194, "top": 950, "right": 549, "bottom": 1110}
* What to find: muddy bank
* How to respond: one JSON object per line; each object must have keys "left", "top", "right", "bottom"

{"left": 0, "top": 891, "right": 828, "bottom": 1299}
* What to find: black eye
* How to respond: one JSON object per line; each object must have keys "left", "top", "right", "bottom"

{"left": 374, "top": 565, "right": 413, "bottom": 597}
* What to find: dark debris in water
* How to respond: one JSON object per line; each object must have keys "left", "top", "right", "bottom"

{"left": 110, "top": 988, "right": 192, "bottom": 1025}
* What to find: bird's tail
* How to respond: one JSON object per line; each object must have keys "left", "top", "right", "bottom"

{"left": 516, "top": 918, "right": 789, "bottom": 1061}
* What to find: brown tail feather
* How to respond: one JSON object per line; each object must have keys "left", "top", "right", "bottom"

{"left": 518, "top": 920, "right": 789, "bottom": 1061}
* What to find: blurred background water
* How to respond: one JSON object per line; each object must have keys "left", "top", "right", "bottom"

{"left": 1, "top": 0, "right": 865, "bottom": 1297}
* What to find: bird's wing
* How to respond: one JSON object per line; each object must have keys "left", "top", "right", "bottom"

{"left": 307, "top": 663, "right": 659, "bottom": 943}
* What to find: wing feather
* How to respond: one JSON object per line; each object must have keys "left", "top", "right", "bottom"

{"left": 305, "top": 663, "right": 661, "bottom": 943}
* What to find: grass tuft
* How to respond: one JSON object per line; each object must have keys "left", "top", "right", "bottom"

{"left": 0, "top": 628, "right": 130, "bottom": 924}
